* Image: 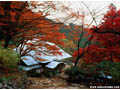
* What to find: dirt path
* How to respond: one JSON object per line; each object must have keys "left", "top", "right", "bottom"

{"left": 26, "top": 76, "right": 88, "bottom": 89}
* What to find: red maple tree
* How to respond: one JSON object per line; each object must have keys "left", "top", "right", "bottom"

{"left": 73, "top": 4, "right": 120, "bottom": 65}
{"left": 0, "top": 1, "right": 65, "bottom": 58}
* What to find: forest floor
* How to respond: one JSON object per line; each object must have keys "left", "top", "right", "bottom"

{"left": 26, "top": 75, "right": 88, "bottom": 89}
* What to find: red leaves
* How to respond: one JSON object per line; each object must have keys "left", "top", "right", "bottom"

{"left": 0, "top": 1, "right": 66, "bottom": 57}
{"left": 72, "top": 48, "right": 83, "bottom": 57}
{"left": 79, "top": 4, "right": 120, "bottom": 64}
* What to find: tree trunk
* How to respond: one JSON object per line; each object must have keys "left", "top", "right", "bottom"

{"left": 3, "top": 2, "right": 11, "bottom": 48}
{"left": 74, "top": 56, "right": 80, "bottom": 67}
{"left": 4, "top": 34, "right": 11, "bottom": 48}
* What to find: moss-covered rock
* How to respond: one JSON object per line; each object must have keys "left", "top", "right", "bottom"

{"left": 0, "top": 72, "right": 27, "bottom": 89}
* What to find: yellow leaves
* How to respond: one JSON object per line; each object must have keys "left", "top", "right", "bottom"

{"left": 63, "top": 39, "right": 76, "bottom": 49}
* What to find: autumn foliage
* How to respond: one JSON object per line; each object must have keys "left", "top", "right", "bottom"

{"left": 0, "top": 1, "right": 65, "bottom": 57}
{"left": 73, "top": 4, "right": 120, "bottom": 64}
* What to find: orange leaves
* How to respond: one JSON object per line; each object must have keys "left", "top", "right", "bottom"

{"left": 11, "top": 1, "right": 24, "bottom": 9}
{"left": 73, "top": 5, "right": 120, "bottom": 64}
{"left": 0, "top": 7, "right": 4, "bottom": 15}
{"left": 72, "top": 48, "right": 86, "bottom": 57}
{"left": 30, "top": 1, "right": 38, "bottom": 8}
{"left": 0, "top": 1, "right": 65, "bottom": 57}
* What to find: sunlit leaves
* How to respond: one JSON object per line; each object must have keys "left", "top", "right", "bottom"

{"left": 73, "top": 4, "right": 120, "bottom": 64}
{"left": 85, "top": 4, "right": 120, "bottom": 63}
{"left": 0, "top": 1, "right": 66, "bottom": 59}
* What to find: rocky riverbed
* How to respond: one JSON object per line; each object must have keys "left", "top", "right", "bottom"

{"left": 26, "top": 65, "right": 88, "bottom": 89}
{"left": 0, "top": 72, "right": 27, "bottom": 89}
{"left": 26, "top": 75, "right": 88, "bottom": 89}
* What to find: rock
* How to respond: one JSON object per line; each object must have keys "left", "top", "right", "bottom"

{"left": 0, "top": 72, "right": 27, "bottom": 89}
{"left": 59, "top": 72, "right": 69, "bottom": 79}
{"left": 64, "top": 65, "right": 71, "bottom": 70}
{"left": 28, "top": 80, "right": 33, "bottom": 84}
{"left": 3, "top": 84, "right": 7, "bottom": 88}
{"left": 49, "top": 87, "right": 57, "bottom": 89}
{"left": 26, "top": 75, "right": 88, "bottom": 89}
{"left": 58, "top": 87, "right": 68, "bottom": 89}
{"left": 6, "top": 85, "right": 13, "bottom": 89}
{"left": 71, "top": 83, "right": 80, "bottom": 87}
{"left": 68, "top": 86, "right": 79, "bottom": 89}
{"left": 42, "top": 82, "right": 48, "bottom": 85}
{"left": 18, "top": 81, "right": 24, "bottom": 89}
{"left": 0, "top": 83, "right": 3, "bottom": 88}
{"left": 53, "top": 83, "right": 58, "bottom": 87}
{"left": 12, "top": 83, "right": 17, "bottom": 89}
{"left": 79, "top": 85, "right": 87, "bottom": 88}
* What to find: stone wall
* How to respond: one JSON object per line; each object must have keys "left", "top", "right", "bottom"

{"left": 0, "top": 72, "right": 27, "bottom": 89}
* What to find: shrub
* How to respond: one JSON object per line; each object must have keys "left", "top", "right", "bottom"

{"left": 27, "top": 70, "right": 42, "bottom": 77}
{"left": 65, "top": 60, "right": 120, "bottom": 86}
{"left": 110, "top": 62, "right": 120, "bottom": 81}
{"left": 0, "top": 76, "right": 16, "bottom": 83}
{"left": 65, "top": 61, "right": 120, "bottom": 85}
{"left": 65, "top": 66, "right": 91, "bottom": 83}
{"left": 41, "top": 68, "right": 60, "bottom": 78}
{"left": 86, "top": 61, "right": 113, "bottom": 76}
{"left": 87, "top": 60, "right": 120, "bottom": 82}
{"left": 91, "top": 61, "right": 120, "bottom": 85}
{"left": 0, "top": 47, "right": 20, "bottom": 71}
